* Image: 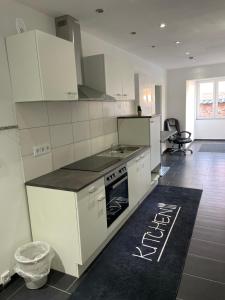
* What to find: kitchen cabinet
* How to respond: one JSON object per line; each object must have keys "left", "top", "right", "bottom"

{"left": 6, "top": 30, "right": 78, "bottom": 102}
{"left": 82, "top": 54, "right": 135, "bottom": 101}
{"left": 26, "top": 178, "right": 106, "bottom": 277}
{"left": 118, "top": 115, "right": 161, "bottom": 171}
{"left": 127, "top": 149, "right": 151, "bottom": 210}
{"left": 150, "top": 116, "right": 161, "bottom": 170}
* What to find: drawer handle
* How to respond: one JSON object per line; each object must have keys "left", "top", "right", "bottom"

{"left": 97, "top": 195, "right": 105, "bottom": 202}
{"left": 67, "top": 92, "right": 77, "bottom": 95}
{"left": 88, "top": 186, "right": 96, "bottom": 193}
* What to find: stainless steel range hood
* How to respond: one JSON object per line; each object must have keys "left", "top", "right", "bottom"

{"left": 55, "top": 15, "right": 114, "bottom": 101}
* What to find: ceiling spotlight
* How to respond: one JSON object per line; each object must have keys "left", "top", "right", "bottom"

{"left": 130, "top": 31, "right": 137, "bottom": 35}
{"left": 185, "top": 51, "right": 190, "bottom": 55}
{"left": 95, "top": 8, "right": 104, "bottom": 13}
{"left": 175, "top": 41, "right": 181, "bottom": 44}
{"left": 160, "top": 23, "right": 166, "bottom": 28}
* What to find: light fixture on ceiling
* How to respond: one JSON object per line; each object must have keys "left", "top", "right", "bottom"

{"left": 189, "top": 56, "right": 195, "bottom": 60}
{"left": 160, "top": 23, "right": 166, "bottom": 28}
{"left": 130, "top": 31, "right": 137, "bottom": 35}
{"left": 185, "top": 51, "right": 190, "bottom": 55}
{"left": 152, "top": 45, "right": 156, "bottom": 48}
{"left": 95, "top": 8, "right": 104, "bottom": 13}
{"left": 175, "top": 41, "right": 181, "bottom": 45}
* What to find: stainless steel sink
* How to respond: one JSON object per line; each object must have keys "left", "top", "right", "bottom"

{"left": 97, "top": 145, "right": 140, "bottom": 158}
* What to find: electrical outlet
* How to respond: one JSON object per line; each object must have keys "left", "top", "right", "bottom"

{"left": 1, "top": 270, "right": 11, "bottom": 286}
{"left": 33, "top": 143, "right": 51, "bottom": 157}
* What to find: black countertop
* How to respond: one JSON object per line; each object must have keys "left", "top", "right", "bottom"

{"left": 26, "top": 146, "right": 149, "bottom": 193}
{"left": 117, "top": 114, "right": 160, "bottom": 119}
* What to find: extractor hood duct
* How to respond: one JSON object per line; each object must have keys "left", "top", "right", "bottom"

{"left": 55, "top": 15, "right": 114, "bottom": 100}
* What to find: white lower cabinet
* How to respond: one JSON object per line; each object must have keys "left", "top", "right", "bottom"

{"left": 127, "top": 149, "right": 151, "bottom": 210}
{"left": 26, "top": 178, "right": 106, "bottom": 277}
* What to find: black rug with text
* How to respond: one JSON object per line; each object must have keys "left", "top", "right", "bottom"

{"left": 70, "top": 185, "right": 202, "bottom": 300}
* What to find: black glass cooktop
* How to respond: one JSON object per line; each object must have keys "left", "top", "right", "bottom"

{"left": 62, "top": 156, "right": 121, "bottom": 172}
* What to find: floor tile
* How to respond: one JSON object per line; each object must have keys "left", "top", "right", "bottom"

{"left": 193, "top": 226, "right": 225, "bottom": 244}
{"left": 177, "top": 274, "right": 225, "bottom": 300}
{"left": 8, "top": 285, "right": 70, "bottom": 300}
{"left": 188, "top": 239, "right": 225, "bottom": 262}
{"left": 0, "top": 276, "right": 24, "bottom": 300}
{"left": 184, "top": 254, "right": 225, "bottom": 283}
{"left": 48, "top": 270, "right": 76, "bottom": 291}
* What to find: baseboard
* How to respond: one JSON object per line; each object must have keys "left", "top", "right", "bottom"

{"left": 194, "top": 139, "right": 225, "bottom": 141}
{"left": 0, "top": 273, "right": 19, "bottom": 291}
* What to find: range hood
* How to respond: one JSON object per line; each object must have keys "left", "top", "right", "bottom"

{"left": 55, "top": 15, "right": 114, "bottom": 101}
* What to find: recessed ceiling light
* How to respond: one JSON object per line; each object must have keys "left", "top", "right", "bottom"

{"left": 130, "top": 31, "right": 137, "bottom": 35}
{"left": 175, "top": 41, "right": 181, "bottom": 44}
{"left": 160, "top": 23, "right": 166, "bottom": 28}
{"left": 185, "top": 51, "right": 190, "bottom": 55}
{"left": 95, "top": 8, "right": 104, "bottom": 13}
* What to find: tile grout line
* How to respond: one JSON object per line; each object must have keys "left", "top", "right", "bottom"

{"left": 183, "top": 273, "right": 225, "bottom": 286}
{"left": 191, "top": 237, "right": 225, "bottom": 246}
{"left": 66, "top": 278, "right": 78, "bottom": 292}
{"left": 194, "top": 224, "right": 225, "bottom": 232}
{"left": 6, "top": 283, "right": 25, "bottom": 300}
{"left": 47, "top": 284, "right": 71, "bottom": 295}
{"left": 188, "top": 252, "right": 225, "bottom": 264}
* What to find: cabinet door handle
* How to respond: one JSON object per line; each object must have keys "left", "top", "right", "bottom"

{"left": 123, "top": 94, "right": 127, "bottom": 96}
{"left": 116, "top": 93, "right": 121, "bottom": 96}
{"left": 97, "top": 195, "right": 105, "bottom": 202}
{"left": 88, "top": 186, "right": 96, "bottom": 193}
{"left": 150, "top": 121, "right": 154, "bottom": 123}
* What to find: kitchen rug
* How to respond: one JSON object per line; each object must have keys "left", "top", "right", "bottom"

{"left": 199, "top": 143, "right": 225, "bottom": 153}
{"left": 70, "top": 185, "right": 202, "bottom": 300}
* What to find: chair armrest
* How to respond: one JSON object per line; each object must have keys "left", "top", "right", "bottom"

{"left": 178, "top": 131, "right": 191, "bottom": 138}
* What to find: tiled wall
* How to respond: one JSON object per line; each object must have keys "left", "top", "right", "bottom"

{"left": 16, "top": 100, "right": 135, "bottom": 181}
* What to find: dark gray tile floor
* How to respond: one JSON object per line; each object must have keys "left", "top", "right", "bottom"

{"left": 1, "top": 140, "right": 225, "bottom": 300}
{"left": 159, "top": 140, "right": 225, "bottom": 300}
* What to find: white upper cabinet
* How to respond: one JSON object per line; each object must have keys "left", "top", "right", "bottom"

{"left": 6, "top": 30, "right": 78, "bottom": 102}
{"left": 121, "top": 59, "right": 135, "bottom": 101}
{"left": 83, "top": 53, "right": 135, "bottom": 101}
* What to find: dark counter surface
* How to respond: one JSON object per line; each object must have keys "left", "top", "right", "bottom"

{"left": 26, "top": 146, "right": 149, "bottom": 193}
{"left": 117, "top": 114, "right": 160, "bottom": 119}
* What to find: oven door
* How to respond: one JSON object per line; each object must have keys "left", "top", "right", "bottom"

{"left": 105, "top": 173, "right": 129, "bottom": 227}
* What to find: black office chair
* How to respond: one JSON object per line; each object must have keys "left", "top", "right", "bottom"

{"left": 164, "top": 118, "right": 193, "bottom": 155}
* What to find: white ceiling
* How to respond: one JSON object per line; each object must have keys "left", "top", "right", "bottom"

{"left": 16, "top": 0, "right": 225, "bottom": 69}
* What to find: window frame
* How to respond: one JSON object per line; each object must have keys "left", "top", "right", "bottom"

{"left": 196, "top": 78, "right": 225, "bottom": 120}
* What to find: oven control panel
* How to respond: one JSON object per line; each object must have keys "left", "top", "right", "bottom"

{"left": 105, "top": 164, "right": 127, "bottom": 186}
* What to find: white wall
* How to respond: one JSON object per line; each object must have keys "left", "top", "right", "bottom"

{"left": 167, "top": 63, "right": 225, "bottom": 138}
{"left": 81, "top": 31, "right": 166, "bottom": 121}
{"left": 0, "top": 0, "right": 55, "bottom": 281}
{"left": 0, "top": 0, "right": 166, "bottom": 280}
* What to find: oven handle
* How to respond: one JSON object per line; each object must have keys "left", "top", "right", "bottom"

{"left": 112, "top": 176, "right": 128, "bottom": 190}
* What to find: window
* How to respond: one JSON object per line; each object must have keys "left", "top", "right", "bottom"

{"left": 197, "top": 78, "right": 225, "bottom": 119}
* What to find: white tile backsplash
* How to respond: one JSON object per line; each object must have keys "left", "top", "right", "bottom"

{"left": 91, "top": 136, "right": 105, "bottom": 154}
{"left": 73, "top": 121, "right": 90, "bottom": 142}
{"left": 52, "top": 144, "right": 74, "bottom": 170}
{"left": 76, "top": 102, "right": 89, "bottom": 121}
{"left": 89, "top": 101, "right": 103, "bottom": 119}
{"left": 19, "top": 127, "right": 51, "bottom": 157}
{"left": 50, "top": 124, "right": 73, "bottom": 148}
{"left": 74, "top": 140, "right": 92, "bottom": 161}
{"left": 17, "top": 100, "right": 135, "bottom": 180}
{"left": 22, "top": 153, "right": 53, "bottom": 181}
{"left": 90, "top": 119, "right": 104, "bottom": 138}
{"left": 16, "top": 102, "right": 48, "bottom": 129}
{"left": 47, "top": 101, "right": 72, "bottom": 125}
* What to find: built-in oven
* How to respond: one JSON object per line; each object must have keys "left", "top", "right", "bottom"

{"left": 105, "top": 164, "right": 129, "bottom": 227}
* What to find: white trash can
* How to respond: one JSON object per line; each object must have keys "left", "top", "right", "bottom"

{"left": 14, "top": 241, "right": 54, "bottom": 289}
